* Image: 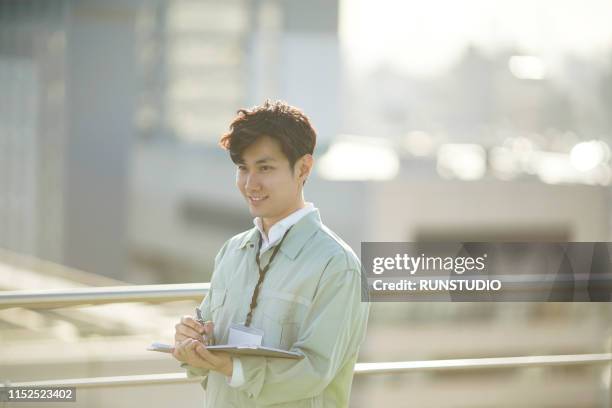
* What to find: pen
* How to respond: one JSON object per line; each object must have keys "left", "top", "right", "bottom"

{"left": 195, "top": 306, "right": 205, "bottom": 324}
{"left": 195, "top": 307, "right": 215, "bottom": 345}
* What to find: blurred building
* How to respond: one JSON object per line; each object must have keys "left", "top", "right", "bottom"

{"left": 128, "top": 142, "right": 610, "bottom": 284}
{"left": 344, "top": 46, "right": 612, "bottom": 147}
{"left": 0, "top": 1, "right": 69, "bottom": 266}
{"left": 0, "top": 0, "right": 139, "bottom": 280}
{"left": 137, "top": 0, "right": 340, "bottom": 144}
{"left": 0, "top": 0, "right": 340, "bottom": 280}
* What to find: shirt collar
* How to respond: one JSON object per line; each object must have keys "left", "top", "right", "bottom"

{"left": 253, "top": 202, "right": 316, "bottom": 248}
{"left": 239, "top": 206, "right": 322, "bottom": 260}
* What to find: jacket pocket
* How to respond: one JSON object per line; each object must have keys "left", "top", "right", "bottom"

{"left": 210, "top": 288, "right": 227, "bottom": 321}
{"left": 279, "top": 322, "right": 300, "bottom": 351}
{"left": 261, "top": 292, "right": 304, "bottom": 350}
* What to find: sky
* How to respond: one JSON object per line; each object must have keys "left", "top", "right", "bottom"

{"left": 339, "top": 0, "right": 612, "bottom": 77}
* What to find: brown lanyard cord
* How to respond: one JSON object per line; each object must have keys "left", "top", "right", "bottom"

{"left": 244, "top": 226, "right": 293, "bottom": 327}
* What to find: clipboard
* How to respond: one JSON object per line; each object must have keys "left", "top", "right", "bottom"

{"left": 147, "top": 342, "right": 303, "bottom": 360}
{"left": 205, "top": 345, "right": 303, "bottom": 359}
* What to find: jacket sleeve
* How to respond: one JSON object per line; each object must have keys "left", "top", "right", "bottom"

{"left": 180, "top": 239, "right": 231, "bottom": 384}
{"left": 235, "top": 257, "right": 370, "bottom": 405}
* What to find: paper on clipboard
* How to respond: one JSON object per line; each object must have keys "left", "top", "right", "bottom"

{"left": 205, "top": 345, "right": 303, "bottom": 359}
{"left": 147, "top": 342, "right": 174, "bottom": 353}
{"left": 147, "top": 342, "right": 303, "bottom": 359}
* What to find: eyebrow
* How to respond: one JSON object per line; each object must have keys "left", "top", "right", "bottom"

{"left": 238, "top": 157, "right": 277, "bottom": 165}
{"left": 255, "top": 157, "right": 277, "bottom": 164}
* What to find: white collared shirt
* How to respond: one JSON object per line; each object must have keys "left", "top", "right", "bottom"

{"left": 253, "top": 202, "right": 317, "bottom": 254}
{"left": 227, "top": 201, "right": 317, "bottom": 387}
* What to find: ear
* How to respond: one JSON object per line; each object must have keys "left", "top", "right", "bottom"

{"left": 296, "top": 154, "right": 314, "bottom": 183}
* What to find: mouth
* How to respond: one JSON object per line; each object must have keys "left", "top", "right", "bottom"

{"left": 247, "top": 195, "right": 269, "bottom": 205}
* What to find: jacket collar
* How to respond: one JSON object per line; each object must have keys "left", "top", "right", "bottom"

{"left": 238, "top": 209, "right": 322, "bottom": 260}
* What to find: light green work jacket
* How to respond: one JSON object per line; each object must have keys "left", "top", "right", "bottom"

{"left": 181, "top": 209, "right": 370, "bottom": 407}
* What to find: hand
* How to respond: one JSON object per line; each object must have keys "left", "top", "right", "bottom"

{"left": 174, "top": 315, "right": 214, "bottom": 345}
{"left": 173, "top": 338, "right": 233, "bottom": 377}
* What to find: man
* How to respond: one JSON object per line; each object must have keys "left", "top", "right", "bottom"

{"left": 173, "top": 100, "right": 370, "bottom": 407}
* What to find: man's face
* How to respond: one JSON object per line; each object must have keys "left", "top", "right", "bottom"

{"left": 236, "top": 135, "right": 306, "bottom": 224}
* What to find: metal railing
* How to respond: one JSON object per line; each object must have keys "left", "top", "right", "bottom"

{"left": 6, "top": 353, "right": 612, "bottom": 389}
{"left": 0, "top": 283, "right": 209, "bottom": 309}
{"left": 2, "top": 277, "right": 610, "bottom": 309}
{"left": 1, "top": 284, "right": 611, "bottom": 393}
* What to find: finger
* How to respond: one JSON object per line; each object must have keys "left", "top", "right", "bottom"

{"left": 173, "top": 341, "right": 182, "bottom": 354}
{"left": 179, "top": 338, "right": 198, "bottom": 360}
{"left": 177, "top": 338, "right": 193, "bottom": 352}
{"left": 203, "top": 322, "right": 215, "bottom": 344}
{"left": 176, "top": 348, "right": 187, "bottom": 361}
{"left": 194, "top": 342, "right": 212, "bottom": 363}
{"left": 182, "top": 337, "right": 195, "bottom": 347}
{"left": 175, "top": 331, "right": 198, "bottom": 344}
{"left": 174, "top": 323, "right": 203, "bottom": 344}
{"left": 188, "top": 343, "right": 214, "bottom": 370}
{"left": 177, "top": 325, "right": 204, "bottom": 341}
{"left": 173, "top": 340, "right": 188, "bottom": 361}
{"left": 183, "top": 316, "right": 206, "bottom": 334}
{"left": 202, "top": 321, "right": 214, "bottom": 337}
{"left": 186, "top": 340, "right": 208, "bottom": 362}
{"left": 194, "top": 342, "right": 218, "bottom": 363}
{"left": 201, "top": 322, "right": 212, "bottom": 345}
{"left": 181, "top": 316, "right": 205, "bottom": 333}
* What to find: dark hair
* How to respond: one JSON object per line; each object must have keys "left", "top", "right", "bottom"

{"left": 219, "top": 100, "right": 317, "bottom": 169}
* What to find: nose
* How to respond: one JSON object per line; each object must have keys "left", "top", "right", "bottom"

{"left": 244, "top": 170, "right": 260, "bottom": 191}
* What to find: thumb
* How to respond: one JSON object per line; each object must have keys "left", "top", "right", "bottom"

{"left": 203, "top": 321, "right": 214, "bottom": 335}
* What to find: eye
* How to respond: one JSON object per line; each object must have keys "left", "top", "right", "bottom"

{"left": 237, "top": 165, "right": 247, "bottom": 172}
{"left": 260, "top": 165, "right": 273, "bottom": 172}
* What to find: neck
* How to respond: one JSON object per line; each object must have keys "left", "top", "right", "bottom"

{"left": 262, "top": 199, "right": 306, "bottom": 236}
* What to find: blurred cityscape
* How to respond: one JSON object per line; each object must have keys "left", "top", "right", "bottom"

{"left": 1, "top": 0, "right": 612, "bottom": 407}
